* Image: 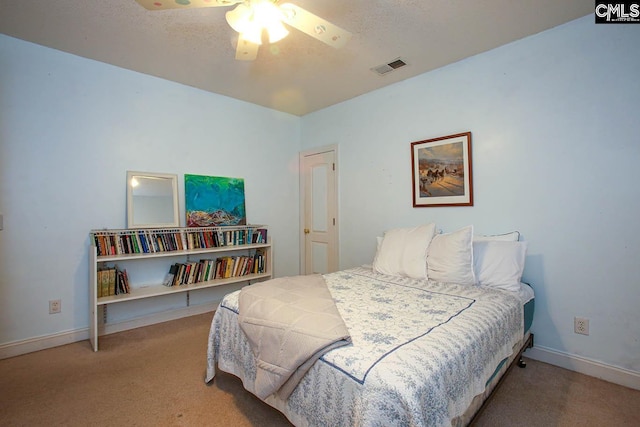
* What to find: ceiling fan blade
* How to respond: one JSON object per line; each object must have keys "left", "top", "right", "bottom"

{"left": 135, "top": 0, "right": 242, "bottom": 11}
{"left": 279, "top": 3, "right": 351, "bottom": 49}
{"left": 235, "top": 35, "right": 259, "bottom": 60}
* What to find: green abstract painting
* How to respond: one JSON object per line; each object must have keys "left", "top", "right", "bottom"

{"left": 185, "top": 175, "right": 246, "bottom": 227}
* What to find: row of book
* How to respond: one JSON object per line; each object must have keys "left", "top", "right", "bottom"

{"left": 96, "top": 266, "right": 130, "bottom": 297}
{"left": 163, "top": 252, "right": 267, "bottom": 287}
{"left": 92, "top": 226, "right": 268, "bottom": 257}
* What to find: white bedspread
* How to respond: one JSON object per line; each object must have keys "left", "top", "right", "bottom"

{"left": 237, "top": 274, "right": 351, "bottom": 399}
{"left": 206, "top": 266, "right": 524, "bottom": 427}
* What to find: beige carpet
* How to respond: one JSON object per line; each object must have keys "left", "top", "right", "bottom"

{"left": 1, "top": 312, "right": 638, "bottom": 426}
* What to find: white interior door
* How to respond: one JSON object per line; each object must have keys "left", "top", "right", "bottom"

{"left": 300, "top": 147, "right": 338, "bottom": 274}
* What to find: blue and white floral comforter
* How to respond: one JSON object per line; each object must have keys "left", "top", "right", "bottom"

{"left": 206, "top": 266, "right": 524, "bottom": 427}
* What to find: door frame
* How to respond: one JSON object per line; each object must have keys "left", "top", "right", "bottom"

{"left": 299, "top": 144, "right": 339, "bottom": 274}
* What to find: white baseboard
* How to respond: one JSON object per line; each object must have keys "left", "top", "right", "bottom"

{"left": 0, "top": 328, "right": 90, "bottom": 360}
{"left": 6, "top": 313, "right": 637, "bottom": 392}
{"left": 0, "top": 303, "right": 217, "bottom": 360}
{"left": 525, "top": 345, "right": 640, "bottom": 391}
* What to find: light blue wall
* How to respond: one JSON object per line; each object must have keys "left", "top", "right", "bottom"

{"left": 2, "top": 16, "right": 639, "bottom": 377}
{"left": 0, "top": 35, "right": 301, "bottom": 343}
{"left": 301, "top": 16, "right": 640, "bottom": 373}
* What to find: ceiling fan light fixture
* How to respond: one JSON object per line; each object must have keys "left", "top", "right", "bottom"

{"left": 241, "top": 28, "right": 263, "bottom": 45}
{"left": 266, "top": 20, "right": 289, "bottom": 43}
{"left": 252, "top": 0, "right": 282, "bottom": 23}
{"left": 240, "top": 28, "right": 262, "bottom": 45}
{"left": 226, "top": 0, "right": 289, "bottom": 45}
{"left": 136, "top": 0, "right": 352, "bottom": 60}
{"left": 225, "top": 4, "right": 253, "bottom": 34}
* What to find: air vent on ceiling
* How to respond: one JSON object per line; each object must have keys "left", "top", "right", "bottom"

{"left": 371, "top": 58, "right": 408, "bottom": 76}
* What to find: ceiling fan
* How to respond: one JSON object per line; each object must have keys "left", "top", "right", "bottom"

{"left": 135, "top": 0, "right": 352, "bottom": 60}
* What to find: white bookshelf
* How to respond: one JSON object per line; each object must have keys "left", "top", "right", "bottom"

{"left": 89, "top": 225, "right": 271, "bottom": 351}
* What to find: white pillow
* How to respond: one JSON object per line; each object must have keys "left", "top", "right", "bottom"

{"left": 373, "top": 223, "right": 436, "bottom": 279}
{"left": 427, "top": 225, "right": 475, "bottom": 285}
{"left": 474, "top": 231, "right": 520, "bottom": 242}
{"left": 473, "top": 241, "right": 527, "bottom": 291}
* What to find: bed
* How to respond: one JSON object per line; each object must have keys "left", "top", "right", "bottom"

{"left": 206, "top": 224, "right": 534, "bottom": 426}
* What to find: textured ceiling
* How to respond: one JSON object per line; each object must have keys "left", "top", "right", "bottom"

{"left": 0, "top": 0, "right": 593, "bottom": 116}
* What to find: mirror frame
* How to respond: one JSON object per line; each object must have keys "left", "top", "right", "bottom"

{"left": 126, "top": 171, "right": 180, "bottom": 229}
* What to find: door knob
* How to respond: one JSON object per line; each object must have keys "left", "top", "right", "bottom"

{"left": 304, "top": 228, "right": 310, "bottom": 234}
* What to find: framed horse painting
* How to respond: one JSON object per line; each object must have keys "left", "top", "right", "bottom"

{"left": 411, "top": 132, "right": 473, "bottom": 207}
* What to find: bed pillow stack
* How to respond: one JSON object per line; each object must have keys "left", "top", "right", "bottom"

{"left": 374, "top": 224, "right": 527, "bottom": 291}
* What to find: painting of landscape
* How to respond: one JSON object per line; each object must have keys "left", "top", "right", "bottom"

{"left": 185, "top": 175, "right": 247, "bottom": 227}
{"left": 417, "top": 141, "right": 465, "bottom": 197}
{"left": 411, "top": 132, "right": 473, "bottom": 207}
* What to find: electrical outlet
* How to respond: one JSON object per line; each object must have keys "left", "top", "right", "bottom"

{"left": 574, "top": 317, "right": 589, "bottom": 335}
{"left": 49, "top": 299, "right": 61, "bottom": 314}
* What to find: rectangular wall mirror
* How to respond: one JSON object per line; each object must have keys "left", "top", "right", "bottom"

{"left": 127, "top": 171, "right": 180, "bottom": 228}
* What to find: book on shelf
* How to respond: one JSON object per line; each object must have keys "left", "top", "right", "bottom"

{"left": 92, "top": 225, "right": 268, "bottom": 258}
{"left": 186, "top": 262, "right": 196, "bottom": 285}
{"left": 102, "top": 268, "right": 110, "bottom": 296}
{"left": 115, "top": 269, "right": 128, "bottom": 294}
{"left": 138, "top": 232, "right": 148, "bottom": 253}
{"left": 108, "top": 268, "right": 116, "bottom": 296}
{"left": 158, "top": 252, "right": 265, "bottom": 288}
{"left": 180, "top": 263, "right": 189, "bottom": 285}
{"left": 163, "top": 263, "right": 179, "bottom": 287}
{"left": 97, "top": 268, "right": 106, "bottom": 297}
{"left": 96, "top": 265, "right": 131, "bottom": 297}
{"left": 202, "top": 259, "right": 212, "bottom": 282}
{"left": 175, "top": 263, "right": 186, "bottom": 285}
{"left": 130, "top": 233, "right": 139, "bottom": 253}
{"left": 174, "top": 231, "right": 183, "bottom": 251}
{"left": 224, "top": 257, "right": 234, "bottom": 278}
{"left": 120, "top": 269, "right": 130, "bottom": 293}
{"left": 233, "top": 256, "right": 244, "bottom": 277}
{"left": 251, "top": 228, "right": 268, "bottom": 244}
{"left": 190, "top": 262, "right": 198, "bottom": 284}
